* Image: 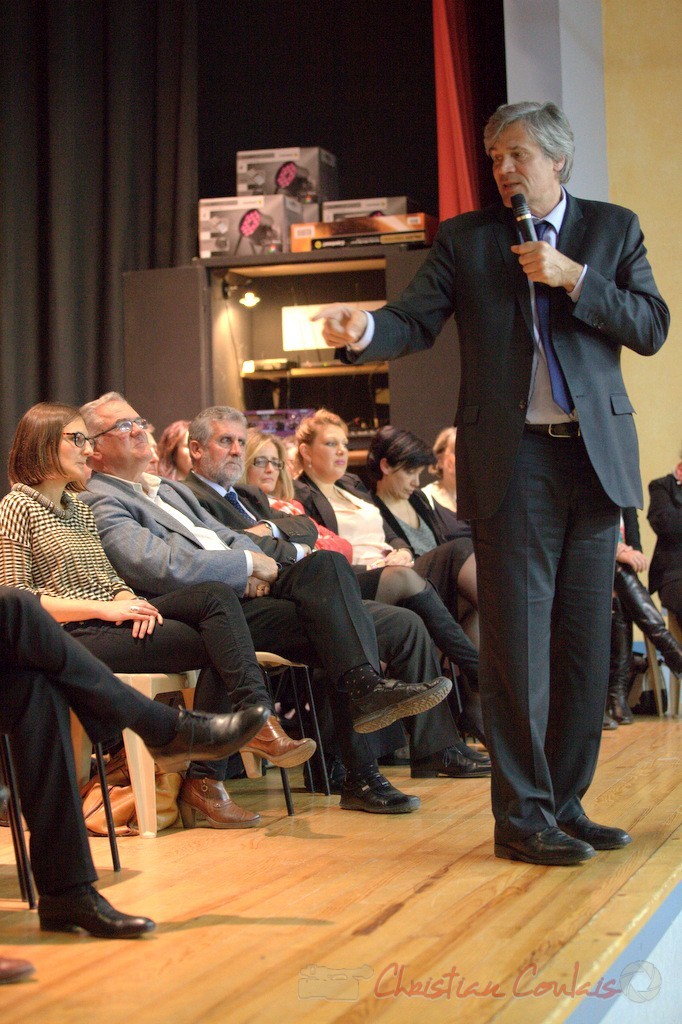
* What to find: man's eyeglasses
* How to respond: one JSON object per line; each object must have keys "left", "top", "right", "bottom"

{"left": 252, "top": 456, "right": 284, "bottom": 470}
{"left": 62, "top": 432, "right": 95, "bottom": 449}
{"left": 90, "top": 418, "right": 149, "bottom": 441}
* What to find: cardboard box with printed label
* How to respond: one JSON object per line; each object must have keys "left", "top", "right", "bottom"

{"left": 198, "top": 195, "right": 304, "bottom": 258}
{"left": 236, "top": 147, "right": 338, "bottom": 213}
{"left": 290, "top": 213, "right": 438, "bottom": 252}
{"left": 322, "top": 197, "right": 418, "bottom": 222}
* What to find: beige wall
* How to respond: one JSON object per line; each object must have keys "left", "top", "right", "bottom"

{"left": 602, "top": 1, "right": 682, "bottom": 557}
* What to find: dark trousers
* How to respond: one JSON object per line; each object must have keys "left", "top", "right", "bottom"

{"left": 67, "top": 582, "right": 271, "bottom": 715}
{"left": 308, "top": 600, "right": 460, "bottom": 768}
{"left": 0, "top": 588, "right": 176, "bottom": 894}
{"left": 471, "top": 433, "right": 619, "bottom": 840}
{"left": 239, "top": 551, "right": 384, "bottom": 772}
{"left": 241, "top": 550, "right": 381, "bottom": 677}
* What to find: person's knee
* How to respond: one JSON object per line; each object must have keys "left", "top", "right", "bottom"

{"left": 192, "top": 580, "right": 242, "bottom": 614}
{"left": 378, "top": 566, "right": 425, "bottom": 603}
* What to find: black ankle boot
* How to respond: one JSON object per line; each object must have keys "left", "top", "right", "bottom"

{"left": 401, "top": 584, "right": 480, "bottom": 685}
{"left": 615, "top": 563, "right": 682, "bottom": 674}
{"left": 340, "top": 664, "right": 451, "bottom": 734}
{"left": 607, "top": 596, "right": 634, "bottom": 724}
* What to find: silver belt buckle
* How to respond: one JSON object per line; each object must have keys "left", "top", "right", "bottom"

{"left": 548, "top": 422, "right": 580, "bottom": 438}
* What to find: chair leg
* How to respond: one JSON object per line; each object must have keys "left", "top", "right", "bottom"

{"left": 0, "top": 735, "right": 37, "bottom": 909}
{"left": 279, "top": 767, "right": 295, "bottom": 816}
{"left": 93, "top": 743, "right": 121, "bottom": 872}
{"left": 255, "top": 665, "right": 297, "bottom": 814}
{"left": 296, "top": 667, "right": 330, "bottom": 796}
{"left": 644, "top": 636, "right": 667, "bottom": 717}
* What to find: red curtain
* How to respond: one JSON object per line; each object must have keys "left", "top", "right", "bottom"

{"left": 432, "top": 0, "right": 480, "bottom": 220}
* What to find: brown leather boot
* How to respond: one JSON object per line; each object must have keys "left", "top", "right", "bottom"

{"left": 178, "top": 778, "right": 260, "bottom": 829}
{"left": 240, "top": 718, "right": 316, "bottom": 778}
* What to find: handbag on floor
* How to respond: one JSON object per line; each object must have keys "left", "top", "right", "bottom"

{"left": 80, "top": 747, "right": 182, "bottom": 836}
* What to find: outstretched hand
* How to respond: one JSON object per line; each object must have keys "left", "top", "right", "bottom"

{"left": 311, "top": 304, "right": 368, "bottom": 347}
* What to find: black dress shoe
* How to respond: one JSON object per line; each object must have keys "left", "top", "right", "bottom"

{"left": 494, "top": 826, "right": 596, "bottom": 866}
{"left": 148, "top": 705, "right": 270, "bottom": 772}
{"left": 339, "top": 767, "right": 420, "bottom": 813}
{"left": 350, "top": 675, "right": 451, "bottom": 734}
{"left": 39, "top": 887, "right": 155, "bottom": 938}
{"left": 558, "top": 815, "right": 632, "bottom": 850}
{"left": 411, "top": 743, "right": 491, "bottom": 778}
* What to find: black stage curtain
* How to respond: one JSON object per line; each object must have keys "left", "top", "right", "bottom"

{"left": 0, "top": 0, "right": 197, "bottom": 489}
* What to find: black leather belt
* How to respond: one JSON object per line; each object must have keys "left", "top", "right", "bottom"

{"left": 525, "top": 422, "right": 581, "bottom": 438}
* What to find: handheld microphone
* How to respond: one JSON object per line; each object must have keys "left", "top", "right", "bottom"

{"left": 511, "top": 193, "right": 537, "bottom": 242}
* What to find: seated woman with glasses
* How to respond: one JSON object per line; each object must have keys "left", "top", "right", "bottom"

{"left": 0, "top": 403, "right": 316, "bottom": 831}
{"left": 242, "top": 430, "right": 353, "bottom": 561}
{"left": 288, "top": 410, "right": 485, "bottom": 744}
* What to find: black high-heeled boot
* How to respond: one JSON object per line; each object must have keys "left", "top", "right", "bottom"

{"left": 401, "top": 584, "right": 485, "bottom": 743}
{"left": 614, "top": 563, "right": 682, "bottom": 675}
{"left": 607, "top": 596, "right": 634, "bottom": 724}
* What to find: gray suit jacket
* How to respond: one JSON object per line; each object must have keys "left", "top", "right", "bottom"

{"left": 82, "top": 473, "right": 262, "bottom": 597}
{"left": 343, "top": 193, "right": 669, "bottom": 519}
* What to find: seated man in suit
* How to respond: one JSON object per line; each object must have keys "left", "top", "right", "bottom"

{"left": 184, "top": 404, "right": 490, "bottom": 782}
{"left": 0, "top": 586, "right": 267, "bottom": 938}
{"left": 80, "top": 392, "right": 451, "bottom": 815}
{"left": 183, "top": 406, "right": 319, "bottom": 560}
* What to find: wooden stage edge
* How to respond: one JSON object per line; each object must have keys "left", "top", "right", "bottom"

{"left": 1, "top": 716, "right": 681, "bottom": 1024}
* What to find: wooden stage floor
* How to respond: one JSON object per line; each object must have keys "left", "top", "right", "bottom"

{"left": 1, "top": 717, "right": 680, "bottom": 1024}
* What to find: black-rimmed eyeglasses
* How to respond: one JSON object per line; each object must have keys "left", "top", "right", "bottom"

{"left": 252, "top": 456, "right": 284, "bottom": 470}
{"left": 90, "top": 417, "right": 149, "bottom": 441}
{"left": 62, "top": 431, "right": 96, "bottom": 449}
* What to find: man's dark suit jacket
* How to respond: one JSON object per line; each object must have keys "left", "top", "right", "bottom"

{"left": 648, "top": 474, "right": 682, "bottom": 595}
{"left": 342, "top": 193, "right": 669, "bottom": 519}
{"left": 183, "top": 471, "right": 317, "bottom": 565}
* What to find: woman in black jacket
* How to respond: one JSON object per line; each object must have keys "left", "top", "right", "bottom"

{"left": 294, "top": 411, "right": 485, "bottom": 743}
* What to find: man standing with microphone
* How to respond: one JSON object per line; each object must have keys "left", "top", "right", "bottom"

{"left": 315, "top": 101, "right": 669, "bottom": 865}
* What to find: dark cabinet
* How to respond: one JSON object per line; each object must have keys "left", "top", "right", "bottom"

{"left": 122, "top": 246, "right": 459, "bottom": 446}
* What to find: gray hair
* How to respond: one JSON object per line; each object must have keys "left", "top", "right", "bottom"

{"left": 79, "top": 392, "right": 127, "bottom": 436}
{"left": 188, "top": 406, "right": 247, "bottom": 447}
{"left": 483, "top": 101, "right": 574, "bottom": 184}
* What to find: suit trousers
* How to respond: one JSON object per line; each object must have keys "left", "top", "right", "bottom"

{"left": 241, "top": 550, "right": 381, "bottom": 677}
{"left": 0, "top": 588, "right": 177, "bottom": 894}
{"left": 471, "top": 432, "right": 619, "bottom": 839}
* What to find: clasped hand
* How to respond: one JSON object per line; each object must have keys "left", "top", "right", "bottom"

{"left": 510, "top": 241, "right": 583, "bottom": 293}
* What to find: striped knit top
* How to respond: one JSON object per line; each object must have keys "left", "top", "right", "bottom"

{"left": 0, "top": 484, "right": 130, "bottom": 601}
